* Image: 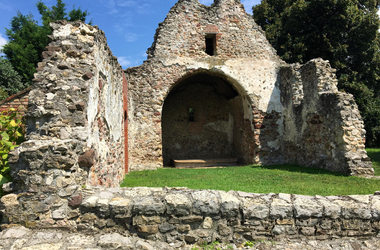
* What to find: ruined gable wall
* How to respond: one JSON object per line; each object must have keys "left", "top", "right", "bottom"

{"left": 126, "top": 0, "right": 286, "bottom": 170}
{"left": 7, "top": 21, "right": 125, "bottom": 225}
{"left": 281, "top": 59, "right": 373, "bottom": 176}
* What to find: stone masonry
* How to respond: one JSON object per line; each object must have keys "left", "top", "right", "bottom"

{"left": 4, "top": 20, "right": 127, "bottom": 229}
{"left": 2, "top": 187, "right": 380, "bottom": 247}
{"left": 125, "top": 0, "right": 373, "bottom": 175}
{"left": 0, "top": 0, "right": 377, "bottom": 245}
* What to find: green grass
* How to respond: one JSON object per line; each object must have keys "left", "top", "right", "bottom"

{"left": 366, "top": 148, "right": 380, "bottom": 175}
{"left": 121, "top": 149, "right": 380, "bottom": 196}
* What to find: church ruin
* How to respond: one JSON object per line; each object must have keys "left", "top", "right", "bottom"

{"left": 7, "top": 0, "right": 373, "bottom": 195}
{"left": 1, "top": 0, "right": 378, "bottom": 243}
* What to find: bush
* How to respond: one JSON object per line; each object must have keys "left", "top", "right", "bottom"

{"left": 0, "top": 108, "right": 25, "bottom": 193}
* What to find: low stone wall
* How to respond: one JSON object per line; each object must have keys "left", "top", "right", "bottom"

{"left": 2, "top": 187, "right": 380, "bottom": 245}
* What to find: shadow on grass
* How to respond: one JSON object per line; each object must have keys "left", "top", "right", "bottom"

{"left": 367, "top": 149, "right": 380, "bottom": 164}
{"left": 250, "top": 164, "right": 347, "bottom": 177}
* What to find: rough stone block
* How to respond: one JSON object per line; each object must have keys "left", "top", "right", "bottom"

{"left": 243, "top": 198, "right": 269, "bottom": 220}
{"left": 219, "top": 191, "right": 240, "bottom": 218}
{"left": 294, "top": 196, "right": 323, "bottom": 218}
{"left": 98, "top": 233, "right": 132, "bottom": 248}
{"left": 192, "top": 190, "right": 220, "bottom": 215}
{"left": 133, "top": 197, "right": 166, "bottom": 215}
{"left": 334, "top": 199, "right": 371, "bottom": 219}
{"left": 78, "top": 150, "right": 95, "bottom": 168}
{"left": 165, "top": 193, "right": 191, "bottom": 216}
{"left": 137, "top": 225, "right": 159, "bottom": 234}
{"left": 109, "top": 197, "right": 131, "bottom": 214}
{"left": 270, "top": 198, "right": 293, "bottom": 219}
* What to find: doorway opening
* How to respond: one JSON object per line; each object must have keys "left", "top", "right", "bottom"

{"left": 161, "top": 72, "right": 248, "bottom": 166}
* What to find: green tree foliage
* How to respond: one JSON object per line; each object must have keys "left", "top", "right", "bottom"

{"left": 253, "top": 0, "right": 380, "bottom": 146}
{"left": 2, "top": 0, "right": 91, "bottom": 89}
{"left": 0, "top": 57, "right": 24, "bottom": 97}
{"left": 0, "top": 87, "right": 8, "bottom": 101}
{"left": 2, "top": 12, "right": 48, "bottom": 86}
{"left": 0, "top": 108, "right": 25, "bottom": 195}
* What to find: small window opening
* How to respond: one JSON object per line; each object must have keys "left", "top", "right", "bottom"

{"left": 205, "top": 34, "right": 216, "bottom": 56}
{"left": 189, "top": 108, "right": 194, "bottom": 122}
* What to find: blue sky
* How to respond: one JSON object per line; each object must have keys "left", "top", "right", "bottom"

{"left": 0, "top": 0, "right": 260, "bottom": 69}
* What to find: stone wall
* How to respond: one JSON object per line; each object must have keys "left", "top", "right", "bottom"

{"left": 125, "top": 0, "right": 372, "bottom": 176}
{"left": 280, "top": 59, "right": 373, "bottom": 176}
{"left": 2, "top": 187, "right": 380, "bottom": 245}
{"left": 5, "top": 20, "right": 126, "bottom": 225}
{"left": 126, "top": 0, "right": 285, "bottom": 170}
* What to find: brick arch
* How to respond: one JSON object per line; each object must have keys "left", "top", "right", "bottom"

{"left": 161, "top": 70, "right": 255, "bottom": 166}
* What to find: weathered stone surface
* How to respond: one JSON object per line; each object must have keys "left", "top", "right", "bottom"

{"left": 316, "top": 196, "right": 341, "bottom": 219}
{"left": 2, "top": 227, "right": 30, "bottom": 239}
{"left": 243, "top": 198, "right": 269, "bottom": 219}
{"left": 294, "top": 196, "right": 323, "bottom": 218}
{"left": 82, "top": 196, "right": 99, "bottom": 208}
{"left": 270, "top": 198, "right": 293, "bottom": 219}
{"left": 78, "top": 150, "right": 95, "bottom": 168}
{"left": 109, "top": 197, "right": 131, "bottom": 214}
{"left": 334, "top": 199, "right": 371, "bottom": 219}
{"left": 178, "top": 224, "right": 191, "bottom": 233}
{"left": 68, "top": 193, "right": 82, "bottom": 207}
{"left": 133, "top": 197, "right": 166, "bottom": 215}
{"left": 2, "top": 226, "right": 380, "bottom": 250}
{"left": 21, "top": 243, "right": 63, "bottom": 250}
{"left": 159, "top": 223, "right": 175, "bottom": 233}
{"left": 371, "top": 197, "right": 380, "bottom": 219}
{"left": 192, "top": 190, "right": 219, "bottom": 215}
{"left": 133, "top": 215, "right": 162, "bottom": 226}
{"left": 218, "top": 223, "right": 232, "bottom": 236}
{"left": 98, "top": 233, "right": 132, "bottom": 248}
{"left": 219, "top": 191, "right": 240, "bottom": 218}
{"left": 202, "top": 217, "right": 213, "bottom": 229}
{"left": 165, "top": 193, "right": 191, "bottom": 216}
{"left": 137, "top": 225, "right": 159, "bottom": 234}
{"left": 136, "top": 240, "right": 154, "bottom": 250}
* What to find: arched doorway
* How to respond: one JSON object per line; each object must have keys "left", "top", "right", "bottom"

{"left": 161, "top": 72, "right": 248, "bottom": 166}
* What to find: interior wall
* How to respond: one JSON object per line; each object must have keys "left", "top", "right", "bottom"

{"left": 161, "top": 73, "right": 246, "bottom": 165}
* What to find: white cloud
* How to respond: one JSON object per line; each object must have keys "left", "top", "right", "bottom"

{"left": 116, "top": 0, "right": 138, "bottom": 7}
{"left": 199, "top": 0, "right": 213, "bottom": 5}
{"left": 0, "top": 33, "right": 7, "bottom": 51}
{"left": 118, "top": 56, "right": 132, "bottom": 67}
{"left": 125, "top": 32, "right": 138, "bottom": 42}
{"left": 137, "top": 3, "right": 153, "bottom": 14}
{"left": 0, "top": 3, "right": 12, "bottom": 11}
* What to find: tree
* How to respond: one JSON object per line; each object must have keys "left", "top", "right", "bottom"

{"left": 0, "top": 58, "right": 24, "bottom": 99}
{"left": 1, "top": 0, "right": 91, "bottom": 90}
{"left": 253, "top": 0, "right": 380, "bottom": 147}
{"left": 2, "top": 12, "right": 48, "bottom": 87}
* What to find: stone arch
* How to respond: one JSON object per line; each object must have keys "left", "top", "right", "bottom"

{"left": 161, "top": 70, "right": 255, "bottom": 166}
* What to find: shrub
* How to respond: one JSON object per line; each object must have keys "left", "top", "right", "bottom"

{"left": 0, "top": 108, "right": 25, "bottom": 193}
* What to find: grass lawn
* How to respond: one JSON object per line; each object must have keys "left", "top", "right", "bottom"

{"left": 121, "top": 149, "right": 380, "bottom": 196}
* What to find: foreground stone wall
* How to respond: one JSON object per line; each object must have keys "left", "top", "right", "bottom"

{"left": 2, "top": 187, "right": 380, "bottom": 245}
{"left": 6, "top": 20, "right": 125, "bottom": 223}
{"left": 281, "top": 59, "right": 373, "bottom": 176}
